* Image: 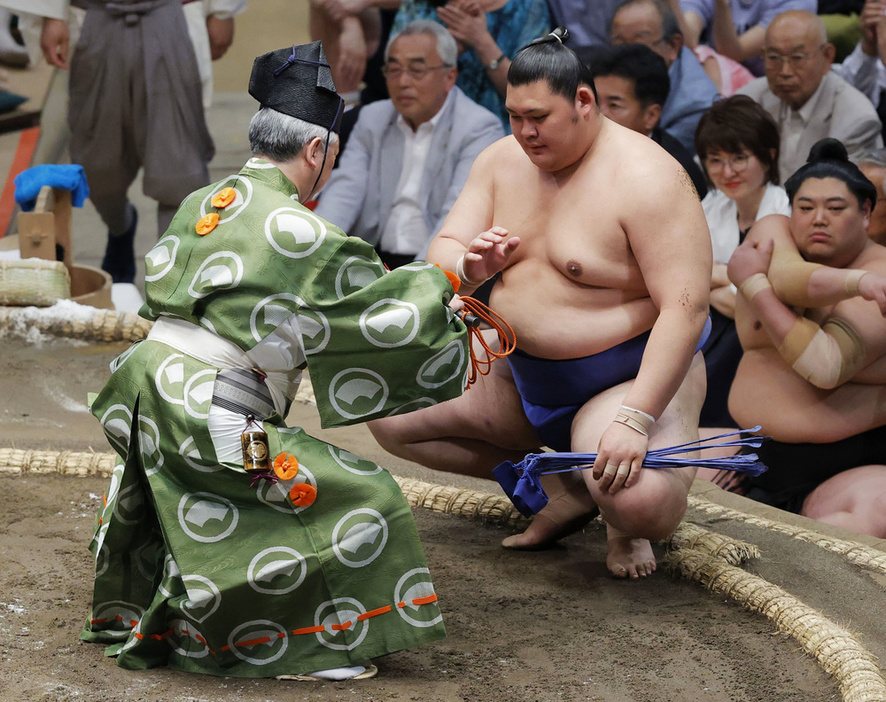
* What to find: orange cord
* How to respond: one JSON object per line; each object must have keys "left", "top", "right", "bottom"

{"left": 459, "top": 296, "right": 517, "bottom": 387}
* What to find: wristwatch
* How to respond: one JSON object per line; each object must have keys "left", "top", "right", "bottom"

{"left": 485, "top": 53, "right": 506, "bottom": 70}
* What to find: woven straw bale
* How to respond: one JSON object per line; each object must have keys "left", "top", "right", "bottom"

{"left": 689, "top": 494, "right": 886, "bottom": 575}
{"left": 666, "top": 521, "right": 760, "bottom": 565}
{"left": 666, "top": 548, "right": 886, "bottom": 702}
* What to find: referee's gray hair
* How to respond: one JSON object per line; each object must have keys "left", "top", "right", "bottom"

{"left": 248, "top": 107, "right": 339, "bottom": 163}
{"left": 385, "top": 19, "right": 458, "bottom": 67}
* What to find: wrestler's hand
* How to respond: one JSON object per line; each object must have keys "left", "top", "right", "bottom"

{"left": 857, "top": 271, "right": 886, "bottom": 315}
{"left": 461, "top": 227, "right": 520, "bottom": 284}
{"left": 592, "top": 422, "right": 648, "bottom": 494}
{"left": 727, "top": 237, "right": 773, "bottom": 288}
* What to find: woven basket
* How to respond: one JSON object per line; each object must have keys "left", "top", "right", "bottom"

{"left": 0, "top": 258, "right": 71, "bottom": 307}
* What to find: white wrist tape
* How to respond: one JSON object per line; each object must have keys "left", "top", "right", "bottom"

{"left": 455, "top": 255, "right": 485, "bottom": 286}
{"left": 613, "top": 405, "right": 655, "bottom": 436}
{"left": 739, "top": 273, "right": 772, "bottom": 300}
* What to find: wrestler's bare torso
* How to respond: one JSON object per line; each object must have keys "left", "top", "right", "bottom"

{"left": 731, "top": 225, "right": 886, "bottom": 443}
{"left": 456, "top": 121, "right": 706, "bottom": 359}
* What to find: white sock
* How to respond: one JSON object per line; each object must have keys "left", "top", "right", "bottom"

{"left": 304, "top": 665, "right": 366, "bottom": 681}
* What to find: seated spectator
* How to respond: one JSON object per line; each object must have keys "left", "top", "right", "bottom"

{"left": 308, "top": 0, "right": 384, "bottom": 102}
{"left": 390, "top": 0, "right": 550, "bottom": 131}
{"left": 694, "top": 95, "right": 790, "bottom": 427}
{"left": 738, "top": 10, "right": 883, "bottom": 182}
{"left": 678, "top": 0, "right": 817, "bottom": 76}
{"left": 834, "top": 0, "right": 886, "bottom": 139}
{"left": 712, "top": 138, "right": 886, "bottom": 538}
{"left": 858, "top": 148, "right": 886, "bottom": 243}
{"left": 609, "top": 0, "right": 719, "bottom": 155}
{"left": 546, "top": 0, "right": 619, "bottom": 54}
{"left": 315, "top": 20, "right": 504, "bottom": 268}
{"left": 589, "top": 42, "right": 708, "bottom": 198}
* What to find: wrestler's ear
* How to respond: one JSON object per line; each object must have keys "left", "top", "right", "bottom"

{"left": 576, "top": 85, "right": 595, "bottom": 115}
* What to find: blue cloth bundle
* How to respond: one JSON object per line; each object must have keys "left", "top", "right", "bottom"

{"left": 493, "top": 428, "right": 769, "bottom": 517}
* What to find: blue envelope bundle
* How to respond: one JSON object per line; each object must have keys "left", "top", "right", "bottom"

{"left": 493, "top": 428, "right": 768, "bottom": 517}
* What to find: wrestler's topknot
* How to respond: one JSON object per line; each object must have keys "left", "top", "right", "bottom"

{"left": 785, "top": 138, "right": 877, "bottom": 208}
{"left": 508, "top": 26, "right": 597, "bottom": 101}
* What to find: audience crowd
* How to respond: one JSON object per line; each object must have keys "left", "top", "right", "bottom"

{"left": 11, "top": 0, "right": 886, "bottom": 540}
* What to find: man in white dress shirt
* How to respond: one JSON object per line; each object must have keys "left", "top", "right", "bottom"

{"left": 315, "top": 19, "right": 504, "bottom": 268}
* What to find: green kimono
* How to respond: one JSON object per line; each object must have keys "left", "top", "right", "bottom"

{"left": 80, "top": 158, "right": 470, "bottom": 677}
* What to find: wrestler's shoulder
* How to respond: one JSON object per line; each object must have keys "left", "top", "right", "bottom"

{"left": 596, "top": 127, "right": 687, "bottom": 185}
{"left": 475, "top": 135, "right": 526, "bottom": 167}
{"left": 858, "top": 241, "right": 886, "bottom": 273}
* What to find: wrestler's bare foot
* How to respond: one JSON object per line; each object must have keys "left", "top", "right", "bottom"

{"left": 605, "top": 524, "right": 656, "bottom": 579}
{"left": 502, "top": 474, "right": 598, "bottom": 550}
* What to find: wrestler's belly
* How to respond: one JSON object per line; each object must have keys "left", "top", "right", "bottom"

{"left": 730, "top": 349, "right": 886, "bottom": 443}
{"left": 489, "top": 276, "right": 658, "bottom": 359}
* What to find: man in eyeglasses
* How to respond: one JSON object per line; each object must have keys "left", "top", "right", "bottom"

{"left": 608, "top": 0, "right": 719, "bottom": 156}
{"left": 738, "top": 10, "right": 883, "bottom": 182}
{"left": 315, "top": 19, "right": 504, "bottom": 269}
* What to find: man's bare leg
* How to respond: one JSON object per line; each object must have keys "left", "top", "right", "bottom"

{"left": 497, "top": 356, "right": 705, "bottom": 574}
{"left": 500, "top": 470, "right": 598, "bottom": 549}
{"left": 369, "top": 347, "right": 542, "bottom": 479}
{"left": 802, "top": 465, "right": 886, "bottom": 538}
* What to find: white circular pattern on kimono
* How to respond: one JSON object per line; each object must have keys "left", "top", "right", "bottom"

{"left": 246, "top": 158, "right": 277, "bottom": 170}
{"left": 138, "top": 415, "right": 164, "bottom": 477}
{"left": 167, "top": 619, "right": 211, "bottom": 659}
{"left": 250, "top": 292, "right": 298, "bottom": 342}
{"left": 332, "top": 508, "right": 389, "bottom": 568}
{"left": 416, "top": 339, "right": 466, "bottom": 389}
{"left": 157, "top": 554, "right": 181, "bottom": 600}
{"left": 113, "top": 482, "right": 146, "bottom": 525}
{"left": 144, "top": 234, "right": 181, "bottom": 282}
{"left": 264, "top": 206, "right": 327, "bottom": 258}
{"left": 200, "top": 175, "right": 254, "bottom": 222}
{"left": 297, "top": 306, "right": 332, "bottom": 355}
{"left": 328, "top": 368, "right": 389, "bottom": 420}
{"left": 199, "top": 316, "right": 217, "bottom": 335}
{"left": 155, "top": 353, "right": 186, "bottom": 405}
{"left": 334, "top": 255, "right": 386, "bottom": 299}
{"left": 385, "top": 398, "right": 438, "bottom": 417}
{"left": 255, "top": 464, "right": 317, "bottom": 514}
{"left": 314, "top": 598, "right": 369, "bottom": 651}
{"left": 179, "top": 436, "right": 224, "bottom": 473}
{"left": 178, "top": 491, "right": 239, "bottom": 543}
{"left": 359, "top": 298, "right": 420, "bottom": 348}
{"left": 228, "top": 620, "right": 288, "bottom": 665}
{"left": 183, "top": 369, "right": 216, "bottom": 420}
{"left": 100, "top": 404, "right": 133, "bottom": 456}
{"left": 248, "top": 547, "right": 308, "bottom": 594}
{"left": 395, "top": 568, "right": 443, "bottom": 628}
{"left": 94, "top": 543, "right": 110, "bottom": 578}
{"left": 187, "top": 251, "right": 245, "bottom": 299}
{"left": 327, "top": 446, "right": 382, "bottom": 476}
{"left": 91, "top": 601, "right": 144, "bottom": 639}
{"left": 402, "top": 261, "right": 436, "bottom": 271}
{"left": 134, "top": 541, "right": 160, "bottom": 582}
{"left": 109, "top": 343, "right": 139, "bottom": 373}
{"left": 180, "top": 574, "right": 223, "bottom": 623}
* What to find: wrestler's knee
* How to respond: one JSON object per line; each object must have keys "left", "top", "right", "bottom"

{"left": 367, "top": 416, "right": 412, "bottom": 457}
{"left": 598, "top": 481, "right": 688, "bottom": 540}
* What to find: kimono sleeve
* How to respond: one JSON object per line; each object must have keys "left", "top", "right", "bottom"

{"left": 299, "top": 235, "right": 471, "bottom": 428}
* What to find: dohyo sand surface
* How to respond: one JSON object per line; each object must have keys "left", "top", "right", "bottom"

{"left": 1, "top": 322, "right": 886, "bottom": 701}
